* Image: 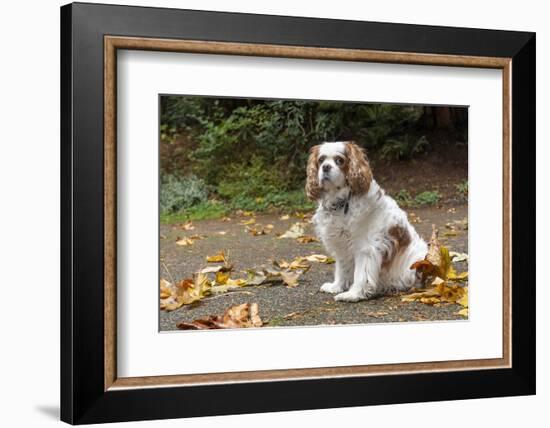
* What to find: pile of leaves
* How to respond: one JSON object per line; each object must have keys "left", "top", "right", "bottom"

{"left": 403, "top": 225, "right": 469, "bottom": 317}
{"left": 160, "top": 250, "right": 334, "bottom": 311}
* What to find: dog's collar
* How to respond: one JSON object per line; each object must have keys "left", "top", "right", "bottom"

{"left": 323, "top": 192, "right": 351, "bottom": 214}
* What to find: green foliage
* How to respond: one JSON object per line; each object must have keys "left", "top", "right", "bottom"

{"left": 160, "top": 201, "right": 228, "bottom": 224}
{"left": 455, "top": 180, "right": 468, "bottom": 200}
{"left": 380, "top": 135, "right": 429, "bottom": 160}
{"left": 394, "top": 189, "right": 414, "bottom": 207}
{"left": 160, "top": 174, "right": 208, "bottom": 214}
{"left": 159, "top": 97, "right": 466, "bottom": 218}
{"left": 414, "top": 190, "right": 442, "bottom": 206}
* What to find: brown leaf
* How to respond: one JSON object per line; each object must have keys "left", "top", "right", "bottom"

{"left": 176, "top": 303, "right": 263, "bottom": 330}
{"left": 280, "top": 270, "right": 301, "bottom": 288}
{"left": 296, "top": 235, "right": 319, "bottom": 243}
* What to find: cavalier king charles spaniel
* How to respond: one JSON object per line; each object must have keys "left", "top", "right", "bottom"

{"left": 306, "top": 141, "right": 427, "bottom": 302}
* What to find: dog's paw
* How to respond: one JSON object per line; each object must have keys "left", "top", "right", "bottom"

{"left": 334, "top": 289, "right": 366, "bottom": 302}
{"left": 320, "top": 282, "right": 345, "bottom": 294}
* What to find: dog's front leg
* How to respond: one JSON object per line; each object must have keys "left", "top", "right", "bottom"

{"left": 335, "top": 247, "right": 380, "bottom": 302}
{"left": 320, "top": 258, "right": 353, "bottom": 294}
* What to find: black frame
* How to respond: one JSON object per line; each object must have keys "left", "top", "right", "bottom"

{"left": 61, "top": 2, "right": 535, "bottom": 424}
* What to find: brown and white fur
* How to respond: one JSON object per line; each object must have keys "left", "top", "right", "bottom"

{"left": 306, "top": 141, "right": 427, "bottom": 302}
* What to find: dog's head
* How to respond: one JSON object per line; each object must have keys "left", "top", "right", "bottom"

{"left": 305, "top": 141, "right": 372, "bottom": 200}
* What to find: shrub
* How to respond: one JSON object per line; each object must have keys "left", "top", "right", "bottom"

{"left": 380, "top": 135, "right": 429, "bottom": 161}
{"left": 159, "top": 174, "right": 208, "bottom": 214}
{"left": 414, "top": 190, "right": 442, "bottom": 206}
{"left": 394, "top": 189, "right": 414, "bottom": 207}
{"left": 455, "top": 180, "right": 468, "bottom": 201}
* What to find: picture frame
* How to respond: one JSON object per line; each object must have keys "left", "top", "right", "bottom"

{"left": 60, "top": 2, "right": 535, "bottom": 424}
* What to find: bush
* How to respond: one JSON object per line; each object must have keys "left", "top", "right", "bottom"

{"left": 159, "top": 174, "right": 208, "bottom": 214}
{"left": 394, "top": 189, "right": 414, "bottom": 207}
{"left": 455, "top": 180, "right": 468, "bottom": 201}
{"left": 380, "top": 135, "right": 429, "bottom": 161}
{"left": 414, "top": 190, "right": 442, "bottom": 206}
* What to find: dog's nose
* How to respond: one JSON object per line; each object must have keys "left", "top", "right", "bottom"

{"left": 322, "top": 164, "right": 332, "bottom": 173}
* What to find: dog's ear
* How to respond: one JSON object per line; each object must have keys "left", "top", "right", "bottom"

{"left": 345, "top": 141, "right": 372, "bottom": 196}
{"left": 305, "top": 145, "right": 322, "bottom": 200}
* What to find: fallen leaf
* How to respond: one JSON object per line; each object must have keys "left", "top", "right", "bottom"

{"left": 217, "top": 231, "right": 228, "bottom": 235}
{"left": 180, "top": 221, "right": 195, "bottom": 231}
{"left": 457, "top": 308, "right": 469, "bottom": 317}
{"left": 176, "top": 237, "right": 195, "bottom": 246}
{"left": 273, "top": 257, "right": 311, "bottom": 270}
{"left": 160, "top": 274, "right": 212, "bottom": 311}
{"left": 215, "top": 271, "right": 231, "bottom": 285}
{"left": 199, "top": 264, "right": 233, "bottom": 274}
{"left": 246, "top": 225, "right": 273, "bottom": 236}
{"left": 278, "top": 222, "right": 306, "bottom": 239}
{"left": 296, "top": 235, "right": 319, "bottom": 243}
{"left": 447, "top": 271, "right": 468, "bottom": 281}
{"left": 176, "top": 303, "right": 263, "bottom": 330}
{"left": 450, "top": 251, "right": 469, "bottom": 263}
{"left": 365, "top": 311, "right": 389, "bottom": 318}
{"left": 160, "top": 278, "right": 173, "bottom": 299}
{"left": 410, "top": 226, "right": 453, "bottom": 283}
{"left": 221, "top": 217, "right": 232, "bottom": 222}
{"left": 206, "top": 250, "right": 226, "bottom": 263}
{"left": 443, "top": 230, "right": 458, "bottom": 237}
{"left": 303, "top": 254, "right": 335, "bottom": 264}
{"left": 401, "top": 279, "right": 468, "bottom": 308}
{"left": 279, "top": 214, "right": 290, "bottom": 220}
{"left": 280, "top": 270, "right": 301, "bottom": 287}
{"left": 240, "top": 218, "right": 256, "bottom": 225}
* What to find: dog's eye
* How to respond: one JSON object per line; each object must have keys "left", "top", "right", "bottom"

{"left": 335, "top": 157, "right": 344, "bottom": 166}
{"left": 318, "top": 156, "right": 326, "bottom": 164}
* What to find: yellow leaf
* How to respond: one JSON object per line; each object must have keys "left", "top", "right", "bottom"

{"left": 226, "top": 278, "right": 247, "bottom": 287}
{"left": 176, "top": 237, "right": 195, "bottom": 246}
{"left": 457, "top": 289, "right": 468, "bottom": 307}
{"left": 240, "top": 218, "right": 256, "bottom": 225}
{"left": 160, "top": 278, "right": 173, "bottom": 299}
{"left": 457, "top": 308, "right": 469, "bottom": 317}
{"left": 215, "top": 271, "right": 230, "bottom": 285}
{"left": 279, "top": 214, "right": 290, "bottom": 220}
{"left": 448, "top": 271, "right": 468, "bottom": 281}
{"left": 206, "top": 250, "right": 226, "bottom": 263}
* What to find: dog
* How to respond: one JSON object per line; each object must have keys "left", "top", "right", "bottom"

{"left": 305, "top": 141, "right": 427, "bottom": 302}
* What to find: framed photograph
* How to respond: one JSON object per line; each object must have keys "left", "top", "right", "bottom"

{"left": 61, "top": 2, "right": 535, "bottom": 424}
